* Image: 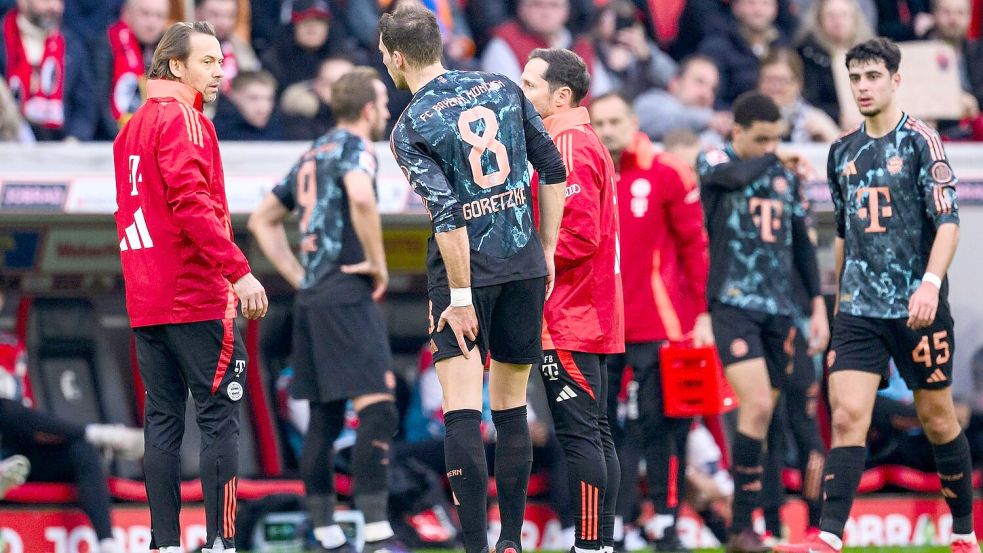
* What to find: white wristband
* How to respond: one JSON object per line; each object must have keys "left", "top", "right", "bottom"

{"left": 450, "top": 287, "right": 473, "bottom": 307}
{"left": 922, "top": 272, "right": 943, "bottom": 289}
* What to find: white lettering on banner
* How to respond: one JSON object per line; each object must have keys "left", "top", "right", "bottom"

{"left": 843, "top": 512, "right": 952, "bottom": 546}
{"left": 0, "top": 528, "right": 24, "bottom": 553}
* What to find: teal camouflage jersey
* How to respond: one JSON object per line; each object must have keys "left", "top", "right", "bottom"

{"left": 698, "top": 144, "right": 820, "bottom": 316}
{"left": 390, "top": 70, "right": 556, "bottom": 289}
{"left": 828, "top": 113, "right": 959, "bottom": 319}
{"left": 273, "top": 128, "right": 376, "bottom": 305}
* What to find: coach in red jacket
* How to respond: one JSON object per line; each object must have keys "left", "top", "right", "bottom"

{"left": 112, "top": 21, "right": 267, "bottom": 553}
{"left": 522, "top": 48, "right": 624, "bottom": 553}
{"left": 590, "top": 92, "right": 714, "bottom": 551}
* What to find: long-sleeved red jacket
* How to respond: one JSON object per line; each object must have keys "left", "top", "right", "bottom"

{"left": 616, "top": 132, "right": 708, "bottom": 343}
{"left": 113, "top": 80, "right": 250, "bottom": 327}
{"left": 536, "top": 107, "right": 625, "bottom": 354}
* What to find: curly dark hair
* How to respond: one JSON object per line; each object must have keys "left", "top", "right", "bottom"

{"left": 845, "top": 37, "right": 902, "bottom": 74}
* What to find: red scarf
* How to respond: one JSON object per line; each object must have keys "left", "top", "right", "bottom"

{"left": 220, "top": 40, "right": 239, "bottom": 93}
{"left": 2, "top": 9, "right": 65, "bottom": 129}
{"left": 493, "top": 20, "right": 595, "bottom": 76}
{"left": 108, "top": 20, "right": 144, "bottom": 124}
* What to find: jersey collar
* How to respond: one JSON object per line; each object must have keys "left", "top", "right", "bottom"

{"left": 543, "top": 106, "right": 591, "bottom": 139}
{"left": 147, "top": 79, "right": 204, "bottom": 112}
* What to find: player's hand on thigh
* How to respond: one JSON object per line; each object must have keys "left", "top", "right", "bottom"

{"left": 437, "top": 305, "right": 479, "bottom": 358}
{"left": 234, "top": 273, "right": 268, "bottom": 320}
{"left": 907, "top": 282, "right": 939, "bottom": 330}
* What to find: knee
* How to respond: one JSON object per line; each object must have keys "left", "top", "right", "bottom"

{"left": 920, "top": 412, "right": 960, "bottom": 444}
{"left": 743, "top": 396, "right": 775, "bottom": 431}
{"left": 830, "top": 402, "right": 868, "bottom": 441}
{"left": 357, "top": 400, "right": 399, "bottom": 439}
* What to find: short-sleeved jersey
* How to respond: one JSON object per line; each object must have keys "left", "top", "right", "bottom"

{"left": 828, "top": 113, "right": 959, "bottom": 319}
{"left": 698, "top": 144, "right": 811, "bottom": 317}
{"left": 390, "top": 70, "right": 548, "bottom": 289}
{"left": 272, "top": 128, "right": 377, "bottom": 305}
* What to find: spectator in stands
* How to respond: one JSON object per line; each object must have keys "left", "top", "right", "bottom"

{"left": 195, "top": 0, "right": 259, "bottom": 94}
{"left": 874, "top": 0, "right": 931, "bottom": 41}
{"left": 62, "top": 0, "right": 123, "bottom": 47}
{"left": 0, "top": 76, "right": 33, "bottom": 141}
{"left": 280, "top": 56, "right": 353, "bottom": 141}
{"left": 632, "top": 54, "right": 732, "bottom": 145}
{"left": 672, "top": 0, "right": 798, "bottom": 61}
{"left": 93, "top": 0, "right": 170, "bottom": 139}
{"left": 260, "top": 0, "right": 367, "bottom": 94}
{"left": 0, "top": 290, "right": 143, "bottom": 553}
{"left": 0, "top": 0, "right": 97, "bottom": 141}
{"left": 214, "top": 69, "right": 283, "bottom": 140}
{"left": 795, "top": 0, "right": 875, "bottom": 124}
{"left": 698, "top": 0, "right": 788, "bottom": 108}
{"left": 480, "top": 0, "right": 594, "bottom": 86}
{"left": 758, "top": 48, "right": 841, "bottom": 142}
{"left": 589, "top": 0, "right": 676, "bottom": 100}
{"left": 927, "top": 0, "right": 983, "bottom": 139}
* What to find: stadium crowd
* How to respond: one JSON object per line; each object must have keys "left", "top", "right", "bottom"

{"left": 0, "top": 0, "right": 981, "bottom": 143}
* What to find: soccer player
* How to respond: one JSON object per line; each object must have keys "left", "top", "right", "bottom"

{"left": 379, "top": 6, "right": 568, "bottom": 553}
{"left": 520, "top": 50, "right": 624, "bottom": 553}
{"left": 776, "top": 37, "right": 976, "bottom": 553}
{"left": 113, "top": 21, "right": 268, "bottom": 553}
{"left": 697, "top": 91, "right": 829, "bottom": 553}
{"left": 248, "top": 68, "right": 405, "bottom": 553}
{"left": 590, "top": 92, "right": 714, "bottom": 553}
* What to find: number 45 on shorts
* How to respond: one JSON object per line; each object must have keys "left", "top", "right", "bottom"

{"left": 912, "top": 330, "right": 951, "bottom": 373}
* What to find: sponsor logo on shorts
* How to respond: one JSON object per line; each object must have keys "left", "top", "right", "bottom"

{"left": 234, "top": 359, "right": 245, "bottom": 377}
{"left": 926, "top": 368, "right": 948, "bottom": 384}
{"left": 827, "top": 349, "right": 837, "bottom": 367}
{"left": 730, "top": 338, "right": 749, "bottom": 358}
{"left": 540, "top": 356, "right": 560, "bottom": 381}
{"left": 227, "top": 381, "right": 243, "bottom": 401}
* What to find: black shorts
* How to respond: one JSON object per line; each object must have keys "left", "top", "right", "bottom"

{"left": 828, "top": 305, "right": 955, "bottom": 391}
{"left": 710, "top": 302, "right": 794, "bottom": 389}
{"left": 292, "top": 299, "right": 394, "bottom": 403}
{"left": 135, "top": 318, "right": 248, "bottom": 406}
{"left": 540, "top": 349, "right": 607, "bottom": 428}
{"left": 428, "top": 276, "right": 546, "bottom": 364}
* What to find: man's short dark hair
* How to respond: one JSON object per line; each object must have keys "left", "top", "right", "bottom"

{"left": 331, "top": 67, "right": 380, "bottom": 122}
{"left": 845, "top": 37, "right": 902, "bottom": 74}
{"left": 732, "top": 91, "right": 781, "bottom": 127}
{"left": 677, "top": 53, "right": 718, "bottom": 78}
{"left": 231, "top": 70, "right": 277, "bottom": 92}
{"left": 378, "top": 4, "right": 442, "bottom": 67}
{"left": 590, "top": 91, "right": 632, "bottom": 112}
{"left": 528, "top": 48, "right": 590, "bottom": 106}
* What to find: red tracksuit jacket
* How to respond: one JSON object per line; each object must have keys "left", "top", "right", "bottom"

{"left": 616, "top": 132, "right": 709, "bottom": 343}
{"left": 113, "top": 80, "right": 250, "bottom": 328}
{"left": 536, "top": 107, "right": 625, "bottom": 354}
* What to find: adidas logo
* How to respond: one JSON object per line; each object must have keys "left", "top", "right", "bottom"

{"left": 927, "top": 368, "right": 947, "bottom": 384}
{"left": 556, "top": 385, "right": 578, "bottom": 402}
{"left": 119, "top": 207, "right": 154, "bottom": 251}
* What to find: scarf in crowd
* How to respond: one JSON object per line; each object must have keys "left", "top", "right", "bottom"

{"left": 108, "top": 20, "right": 145, "bottom": 124}
{"left": 220, "top": 40, "right": 239, "bottom": 93}
{"left": 2, "top": 9, "right": 65, "bottom": 129}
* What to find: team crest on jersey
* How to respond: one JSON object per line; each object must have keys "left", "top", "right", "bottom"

{"left": 705, "top": 149, "right": 730, "bottom": 167}
{"left": 931, "top": 161, "right": 954, "bottom": 184}
{"left": 730, "top": 339, "right": 749, "bottom": 358}
{"left": 772, "top": 175, "right": 788, "bottom": 194}
{"left": 227, "top": 381, "right": 243, "bottom": 401}
{"left": 887, "top": 156, "right": 904, "bottom": 175}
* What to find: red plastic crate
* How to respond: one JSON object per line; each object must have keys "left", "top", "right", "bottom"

{"left": 659, "top": 344, "right": 739, "bottom": 417}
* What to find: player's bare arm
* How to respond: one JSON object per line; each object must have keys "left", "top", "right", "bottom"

{"left": 537, "top": 182, "right": 565, "bottom": 300}
{"left": 248, "top": 193, "right": 304, "bottom": 289}
{"left": 340, "top": 171, "right": 389, "bottom": 301}
{"left": 434, "top": 228, "right": 478, "bottom": 357}
{"left": 833, "top": 236, "right": 845, "bottom": 316}
{"left": 908, "top": 223, "right": 959, "bottom": 330}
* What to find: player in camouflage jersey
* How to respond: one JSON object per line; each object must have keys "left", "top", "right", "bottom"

{"left": 379, "top": 6, "right": 567, "bottom": 553}
{"left": 776, "top": 38, "right": 977, "bottom": 553}
{"left": 250, "top": 68, "right": 406, "bottom": 553}
{"left": 697, "top": 92, "right": 829, "bottom": 553}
